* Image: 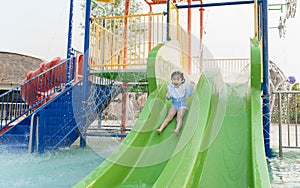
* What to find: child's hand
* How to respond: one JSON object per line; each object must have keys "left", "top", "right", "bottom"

{"left": 190, "top": 81, "right": 195, "bottom": 85}
{"left": 166, "top": 92, "right": 171, "bottom": 99}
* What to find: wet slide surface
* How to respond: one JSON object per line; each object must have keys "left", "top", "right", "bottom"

{"left": 74, "top": 40, "right": 270, "bottom": 187}
{"left": 151, "top": 70, "right": 269, "bottom": 188}
{"left": 73, "top": 74, "right": 201, "bottom": 187}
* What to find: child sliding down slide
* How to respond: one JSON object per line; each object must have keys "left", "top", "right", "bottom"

{"left": 156, "top": 71, "right": 195, "bottom": 135}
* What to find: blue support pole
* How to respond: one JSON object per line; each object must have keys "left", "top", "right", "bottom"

{"left": 67, "top": 0, "right": 74, "bottom": 59}
{"left": 261, "top": 0, "right": 272, "bottom": 158}
{"left": 166, "top": 0, "right": 170, "bottom": 41}
{"left": 80, "top": 0, "right": 92, "bottom": 148}
{"left": 66, "top": 0, "right": 74, "bottom": 83}
{"left": 166, "top": 0, "right": 171, "bottom": 41}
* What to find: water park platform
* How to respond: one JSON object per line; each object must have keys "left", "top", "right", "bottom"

{"left": 1, "top": 0, "right": 299, "bottom": 187}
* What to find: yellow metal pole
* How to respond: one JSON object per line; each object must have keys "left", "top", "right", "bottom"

{"left": 254, "top": 0, "right": 259, "bottom": 37}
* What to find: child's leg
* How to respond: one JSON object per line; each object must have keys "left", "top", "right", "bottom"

{"left": 172, "top": 108, "right": 187, "bottom": 135}
{"left": 156, "top": 106, "right": 177, "bottom": 134}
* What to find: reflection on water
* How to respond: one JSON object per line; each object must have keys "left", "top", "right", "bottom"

{"left": 1, "top": 136, "right": 300, "bottom": 187}
{"left": 270, "top": 123, "right": 300, "bottom": 187}
{"left": 0, "top": 146, "right": 104, "bottom": 188}
{"left": 269, "top": 150, "right": 300, "bottom": 188}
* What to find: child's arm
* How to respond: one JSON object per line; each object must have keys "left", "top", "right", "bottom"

{"left": 166, "top": 92, "right": 171, "bottom": 100}
{"left": 166, "top": 85, "right": 172, "bottom": 100}
{"left": 186, "top": 81, "right": 195, "bottom": 96}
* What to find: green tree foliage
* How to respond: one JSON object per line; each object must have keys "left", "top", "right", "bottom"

{"left": 290, "top": 82, "right": 300, "bottom": 123}
{"left": 98, "top": 0, "right": 144, "bottom": 17}
{"left": 81, "top": 0, "right": 145, "bottom": 18}
{"left": 80, "top": 0, "right": 146, "bottom": 32}
{"left": 271, "top": 82, "right": 300, "bottom": 124}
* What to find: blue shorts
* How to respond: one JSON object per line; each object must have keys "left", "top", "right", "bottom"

{"left": 172, "top": 101, "right": 187, "bottom": 111}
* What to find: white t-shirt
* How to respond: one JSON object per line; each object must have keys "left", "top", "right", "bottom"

{"left": 168, "top": 83, "right": 193, "bottom": 100}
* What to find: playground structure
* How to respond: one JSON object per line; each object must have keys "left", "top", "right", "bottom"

{"left": 268, "top": 0, "right": 297, "bottom": 38}
{"left": 75, "top": 0, "right": 271, "bottom": 187}
{"left": 0, "top": 0, "right": 298, "bottom": 187}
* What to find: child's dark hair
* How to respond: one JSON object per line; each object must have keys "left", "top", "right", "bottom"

{"left": 171, "top": 71, "right": 185, "bottom": 83}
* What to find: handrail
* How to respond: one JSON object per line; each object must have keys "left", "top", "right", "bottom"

{"left": 91, "top": 12, "right": 164, "bottom": 20}
{"left": 36, "top": 114, "right": 40, "bottom": 153}
{"left": 35, "top": 80, "right": 119, "bottom": 152}
{"left": 89, "top": 13, "right": 167, "bottom": 71}
{"left": 31, "top": 80, "right": 82, "bottom": 115}
{"left": 27, "top": 80, "right": 83, "bottom": 153}
{"left": 0, "top": 57, "right": 78, "bottom": 132}
{"left": 28, "top": 113, "right": 38, "bottom": 153}
{"left": 272, "top": 90, "right": 300, "bottom": 157}
{"left": 272, "top": 90, "right": 300, "bottom": 94}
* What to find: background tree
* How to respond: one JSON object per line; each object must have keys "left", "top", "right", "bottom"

{"left": 290, "top": 82, "right": 300, "bottom": 123}
{"left": 81, "top": 0, "right": 145, "bottom": 19}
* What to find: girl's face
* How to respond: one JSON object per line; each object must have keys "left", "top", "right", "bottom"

{"left": 171, "top": 74, "right": 184, "bottom": 88}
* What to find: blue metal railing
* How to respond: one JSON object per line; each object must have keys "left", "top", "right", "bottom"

{"left": 26, "top": 79, "right": 120, "bottom": 153}
{"left": 1, "top": 50, "right": 123, "bottom": 153}
{"left": 0, "top": 57, "right": 77, "bottom": 133}
{"left": 34, "top": 82, "right": 80, "bottom": 153}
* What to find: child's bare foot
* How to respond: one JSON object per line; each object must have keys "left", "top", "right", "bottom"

{"left": 171, "top": 130, "right": 179, "bottom": 135}
{"left": 156, "top": 129, "right": 162, "bottom": 134}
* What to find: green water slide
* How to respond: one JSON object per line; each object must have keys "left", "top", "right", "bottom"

{"left": 74, "top": 38, "right": 270, "bottom": 187}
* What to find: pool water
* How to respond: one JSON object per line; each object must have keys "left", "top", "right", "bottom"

{"left": 1, "top": 137, "right": 300, "bottom": 187}
{"left": 268, "top": 150, "right": 300, "bottom": 187}
{"left": 0, "top": 146, "right": 103, "bottom": 188}
{"left": 270, "top": 123, "right": 300, "bottom": 187}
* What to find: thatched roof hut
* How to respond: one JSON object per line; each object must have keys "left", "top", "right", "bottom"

{"left": 0, "top": 52, "right": 43, "bottom": 90}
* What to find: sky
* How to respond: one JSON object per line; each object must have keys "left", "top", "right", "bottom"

{"left": 0, "top": 0, "right": 299, "bottom": 81}
{"left": 0, "top": 0, "right": 85, "bottom": 60}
